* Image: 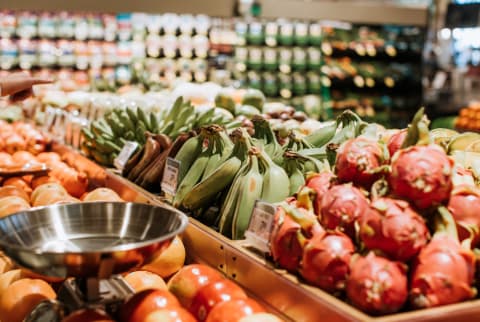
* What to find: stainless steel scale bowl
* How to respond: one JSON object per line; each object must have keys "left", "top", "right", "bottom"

{"left": 0, "top": 202, "right": 189, "bottom": 321}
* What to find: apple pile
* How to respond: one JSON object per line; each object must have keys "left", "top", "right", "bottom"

{"left": 122, "top": 264, "right": 277, "bottom": 322}
{"left": 269, "top": 111, "right": 480, "bottom": 315}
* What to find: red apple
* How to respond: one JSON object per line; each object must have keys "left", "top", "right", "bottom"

{"left": 119, "top": 289, "right": 180, "bottom": 322}
{"left": 205, "top": 298, "right": 265, "bottom": 322}
{"left": 190, "top": 279, "right": 248, "bottom": 321}
{"left": 167, "top": 264, "right": 223, "bottom": 309}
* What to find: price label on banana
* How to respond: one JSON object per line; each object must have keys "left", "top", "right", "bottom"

{"left": 245, "top": 200, "right": 276, "bottom": 253}
{"left": 114, "top": 141, "right": 139, "bottom": 171}
{"left": 161, "top": 157, "right": 181, "bottom": 198}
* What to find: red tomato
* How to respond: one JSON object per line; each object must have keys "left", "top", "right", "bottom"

{"left": 167, "top": 264, "right": 223, "bottom": 309}
{"left": 190, "top": 279, "right": 248, "bottom": 321}
{"left": 61, "top": 309, "right": 114, "bottom": 322}
{"left": 119, "top": 289, "right": 180, "bottom": 322}
{"left": 144, "top": 307, "right": 196, "bottom": 322}
{"left": 205, "top": 298, "right": 265, "bottom": 322}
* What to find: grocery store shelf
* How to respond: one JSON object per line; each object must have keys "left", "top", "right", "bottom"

{"left": 3, "top": 0, "right": 235, "bottom": 17}
{"left": 260, "top": 0, "right": 428, "bottom": 26}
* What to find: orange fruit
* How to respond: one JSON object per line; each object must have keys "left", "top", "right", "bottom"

{"left": 0, "top": 278, "right": 56, "bottom": 322}
{"left": 0, "top": 196, "right": 30, "bottom": 218}
{"left": 0, "top": 185, "right": 30, "bottom": 203}
{"left": 124, "top": 271, "right": 167, "bottom": 292}
{"left": 82, "top": 188, "right": 123, "bottom": 202}
{"left": 143, "top": 236, "right": 186, "bottom": 278}
{"left": 31, "top": 183, "right": 68, "bottom": 205}
{"left": 2, "top": 177, "right": 32, "bottom": 196}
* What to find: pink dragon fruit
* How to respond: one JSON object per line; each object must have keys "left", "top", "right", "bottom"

{"left": 335, "top": 137, "right": 388, "bottom": 188}
{"left": 389, "top": 144, "right": 454, "bottom": 209}
{"left": 300, "top": 230, "right": 355, "bottom": 293}
{"left": 305, "top": 171, "right": 335, "bottom": 216}
{"left": 358, "top": 197, "right": 430, "bottom": 261}
{"left": 270, "top": 202, "right": 324, "bottom": 273}
{"left": 346, "top": 252, "right": 408, "bottom": 315}
{"left": 447, "top": 184, "right": 480, "bottom": 246}
{"left": 320, "top": 184, "right": 370, "bottom": 239}
{"left": 410, "top": 234, "right": 476, "bottom": 308}
{"left": 410, "top": 209, "right": 476, "bottom": 308}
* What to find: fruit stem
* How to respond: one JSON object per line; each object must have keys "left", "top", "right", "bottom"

{"left": 401, "top": 107, "right": 432, "bottom": 148}
{"left": 280, "top": 203, "right": 317, "bottom": 233}
{"left": 435, "top": 206, "right": 459, "bottom": 241}
{"left": 296, "top": 186, "right": 315, "bottom": 212}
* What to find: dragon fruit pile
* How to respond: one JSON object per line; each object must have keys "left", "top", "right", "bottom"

{"left": 269, "top": 111, "right": 479, "bottom": 315}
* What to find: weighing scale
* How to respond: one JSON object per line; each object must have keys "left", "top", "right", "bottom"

{"left": 0, "top": 201, "right": 189, "bottom": 321}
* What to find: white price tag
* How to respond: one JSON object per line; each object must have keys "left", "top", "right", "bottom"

{"left": 244, "top": 200, "right": 276, "bottom": 253}
{"left": 114, "top": 141, "right": 139, "bottom": 171}
{"left": 161, "top": 157, "right": 181, "bottom": 196}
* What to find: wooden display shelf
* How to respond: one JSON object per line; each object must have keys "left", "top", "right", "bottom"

{"left": 54, "top": 143, "right": 480, "bottom": 322}
{"left": 107, "top": 168, "right": 480, "bottom": 322}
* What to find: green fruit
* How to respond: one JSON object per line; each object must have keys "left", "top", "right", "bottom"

{"left": 447, "top": 132, "right": 480, "bottom": 154}
{"left": 241, "top": 89, "right": 266, "bottom": 111}
{"left": 215, "top": 92, "right": 236, "bottom": 114}
{"left": 235, "top": 105, "right": 261, "bottom": 118}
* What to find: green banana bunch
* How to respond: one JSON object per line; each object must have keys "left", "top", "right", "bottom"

{"left": 217, "top": 130, "right": 256, "bottom": 237}
{"left": 285, "top": 150, "right": 329, "bottom": 176}
{"left": 181, "top": 155, "right": 242, "bottom": 211}
{"left": 181, "top": 128, "right": 253, "bottom": 212}
{"left": 162, "top": 97, "right": 183, "bottom": 126}
{"left": 231, "top": 148, "right": 264, "bottom": 240}
{"left": 251, "top": 115, "right": 283, "bottom": 165}
{"left": 169, "top": 103, "right": 196, "bottom": 139}
{"left": 297, "top": 110, "right": 365, "bottom": 164}
{"left": 81, "top": 119, "right": 122, "bottom": 166}
{"left": 172, "top": 126, "right": 230, "bottom": 208}
{"left": 258, "top": 148, "right": 290, "bottom": 203}
{"left": 284, "top": 151, "right": 306, "bottom": 195}
{"left": 218, "top": 161, "right": 248, "bottom": 238}
{"left": 304, "top": 120, "right": 338, "bottom": 147}
{"left": 173, "top": 140, "right": 213, "bottom": 208}
{"left": 282, "top": 130, "right": 314, "bottom": 152}
{"left": 193, "top": 108, "right": 216, "bottom": 129}
{"left": 173, "top": 133, "right": 205, "bottom": 185}
{"left": 201, "top": 126, "right": 234, "bottom": 180}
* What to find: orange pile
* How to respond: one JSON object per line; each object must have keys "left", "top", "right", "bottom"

{"left": 455, "top": 102, "right": 480, "bottom": 131}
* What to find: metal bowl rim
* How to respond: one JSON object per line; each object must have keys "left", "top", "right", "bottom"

{"left": 0, "top": 201, "right": 189, "bottom": 255}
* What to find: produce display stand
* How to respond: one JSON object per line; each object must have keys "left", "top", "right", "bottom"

{"left": 50, "top": 142, "right": 480, "bottom": 322}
